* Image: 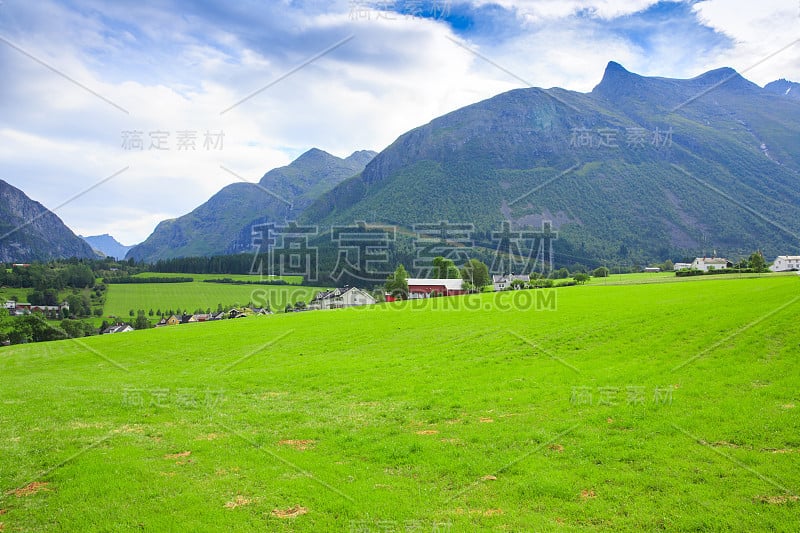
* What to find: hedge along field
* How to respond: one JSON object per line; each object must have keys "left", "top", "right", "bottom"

{"left": 103, "top": 281, "right": 327, "bottom": 317}
{"left": 0, "top": 276, "right": 799, "bottom": 531}
{"left": 132, "top": 273, "right": 304, "bottom": 284}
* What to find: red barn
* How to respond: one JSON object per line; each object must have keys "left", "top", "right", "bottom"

{"left": 406, "top": 278, "right": 466, "bottom": 298}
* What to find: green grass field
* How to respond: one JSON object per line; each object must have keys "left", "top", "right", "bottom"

{"left": 132, "top": 273, "right": 304, "bottom": 284}
{"left": 1, "top": 276, "right": 799, "bottom": 531}
{"left": 103, "top": 282, "right": 325, "bottom": 318}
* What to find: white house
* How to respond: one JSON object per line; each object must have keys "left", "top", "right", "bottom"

{"left": 102, "top": 323, "right": 134, "bottom": 334}
{"left": 673, "top": 263, "right": 692, "bottom": 271}
{"left": 690, "top": 257, "right": 731, "bottom": 272}
{"left": 492, "top": 274, "right": 530, "bottom": 291}
{"left": 308, "top": 287, "right": 376, "bottom": 310}
{"left": 770, "top": 255, "right": 800, "bottom": 272}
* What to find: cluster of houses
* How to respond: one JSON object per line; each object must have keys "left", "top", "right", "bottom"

{"left": 671, "top": 255, "right": 800, "bottom": 272}
{"left": 154, "top": 307, "right": 271, "bottom": 327}
{"left": 3, "top": 300, "right": 69, "bottom": 316}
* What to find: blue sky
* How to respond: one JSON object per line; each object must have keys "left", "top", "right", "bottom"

{"left": 0, "top": 0, "right": 797, "bottom": 244}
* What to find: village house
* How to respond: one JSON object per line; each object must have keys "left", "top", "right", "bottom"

{"left": 492, "top": 274, "right": 530, "bottom": 291}
{"left": 308, "top": 287, "right": 376, "bottom": 310}
{"left": 769, "top": 255, "right": 800, "bottom": 272}
{"left": 405, "top": 278, "right": 466, "bottom": 299}
{"left": 690, "top": 257, "right": 731, "bottom": 272}
{"left": 155, "top": 314, "right": 181, "bottom": 327}
{"left": 102, "top": 323, "right": 134, "bottom": 334}
{"left": 4, "top": 300, "right": 68, "bottom": 316}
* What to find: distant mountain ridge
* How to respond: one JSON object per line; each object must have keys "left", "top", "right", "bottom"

{"left": 82, "top": 234, "right": 132, "bottom": 260}
{"left": 0, "top": 180, "right": 96, "bottom": 262}
{"left": 126, "top": 149, "right": 376, "bottom": 262}
{"left": 300, "top": 62, "right": 800, "bottom": 267}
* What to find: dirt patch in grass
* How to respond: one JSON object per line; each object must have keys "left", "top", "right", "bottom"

{"left": 164, "top": 451, "right": 191, "bottom": 459}
{"left": 580, "top": 489, "right": 597, "bottom": 500}
{"left": 114, "top": 425, "right": 144, "bottom": 434}
{"left": 260, "top": 391, "right": 289, "bottom": 400}
{"left": 440, "top": 438, "right": 462, "bottom": 445}
{"left": 481, "top": 475, "right": 497, "bottom": 481}
{"left": 415, "top": 430, "right": 439, "bottom": 435}
{"left": 454, "top": 508, "right": 503, "bottom": 516}
{"left": 762, "top": 448, "right": 796, "bottom": 454}
{"left": 756, "top": 495, "right": 799, "bottom": 504}
{"left": 271, "top": 505, "right": 308, "bottom": 518}
{"left": 224, "top": 495, "right": 253, "bottom": 509}
{"left": 0, "top": 510, "right": 6, "bottom": 515}
{"left": 781, "top": 403, "right": 795, "bottom": 409}
{"left": 549, "top": 444, "right": 564, "bottom": 452}
{"left": 196, "top": 433, "right": 224, "bottom": 441}
{"left": 278, "top": 439, "right": 315, "bottom": 450}
{"left": 11, "top": 482, "right": 50, "bottom": 497}
{"left": 479, "top": 417, "right": 494, "bottom": 423}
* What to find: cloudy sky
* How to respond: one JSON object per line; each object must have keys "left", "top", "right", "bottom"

{"left": 0, "top": 0, "right": 797, "bottom": 245}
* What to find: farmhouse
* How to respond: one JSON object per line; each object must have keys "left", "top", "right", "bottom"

{"left": 690, "top": 257, "right": 731, "bottom": 272}
{"left": 643, "top": 267, "right": 661, "bottom": 273}
{"left": 308, "top": 287, "right": 376, "bottom": 310}
{"left": 769, "top": 255, "right": 800, "bottom": 272}
{"left": 102, "top": 323, "right": 134, "bottom": 334}
{"left": 4, "top": 300, "right": 68, "bottom": 316}
{"left": 405, "top": 278, "right": 466, "bottom": 299}
{"left": 155, "top": 314, "right": 181, "bottom": 327}
{"left": 492, "top": 274, "right": 530, "bottom": 291}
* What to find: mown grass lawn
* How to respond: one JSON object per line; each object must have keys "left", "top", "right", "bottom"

{"left": 1, "top": 276, "right": 799, "bottom": 531}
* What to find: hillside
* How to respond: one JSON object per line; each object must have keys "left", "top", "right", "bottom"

{"left": 0, "top": 180, "right": 97, "bottom": 262}
{"left": 126, "top": 149, "right": 376, "bottom": 263}
{"left": 82, "top": 234, "right": 132, "bottom": 260}
{"left": 303, "top": 62, "right": 800, "bottom": 266}
{"left": 1, "top": 276, "right": 798, "bottom": 530}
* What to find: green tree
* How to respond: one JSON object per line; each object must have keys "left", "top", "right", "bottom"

{"left": 432, "top": 257, "right": 460, "bottom": 279}
{"left": 749, "top": 251, "right": 767, "bottom": 273}
{"left": 134, "top": 310, "right": 150, "bottom": 330}
{"left": 573, "top": 273, "right": 590, "bottom": 284}
{"left": 385, "top": 264, "right": 409, "bottom": 298}
{"left": 129, "top": 309, "right": 135, "bottom": 317}
{"left": 593, "top": 266, "right": 610, "bottom": 278}
{"left": 461, "top": 259, "right": 490, "bottom": 290}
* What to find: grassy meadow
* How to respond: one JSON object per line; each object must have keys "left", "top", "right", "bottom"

{"left": 103, "top": 281, "right": 325, "bottom": 318}
{"left": 1, "top": 275, "right": 799, "bottom": 531}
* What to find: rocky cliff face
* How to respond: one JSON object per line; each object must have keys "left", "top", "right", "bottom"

{"left": 0, "top": 180, "right": 97, "bottom": 262}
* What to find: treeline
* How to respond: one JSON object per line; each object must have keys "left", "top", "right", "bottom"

{"left": 0, "top": 311, "right": 97, "bottom": 344}
{"left": 203, "top": 278, "right": 287, "bottom": 286}
{"left": 0, "top": 262, "right": 95, "bottom": 289}
{"left": 104, "top": 276, "right": 194, "bottom": 284}
{"left": 150, "top": 254, "right": 255, "bottom": 274}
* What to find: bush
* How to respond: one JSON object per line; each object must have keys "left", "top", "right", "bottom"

{"left": 593, "top": 266, "right": 610, "bottom": 278}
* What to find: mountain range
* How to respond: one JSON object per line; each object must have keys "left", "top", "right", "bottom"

{"left": 3, "top": 62, "right": 799, "bottom": 269}
{"left": 81, "top": 234, "right": 132, "bottom": 260}
{"left": 0, "top": 180, "right": 96, "bottom": 262}
{"left": 125, "top": 149, "right": 376, "bottom": 263}
{"left": 299, "top": 62, "right": 800, "bottom": 267}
